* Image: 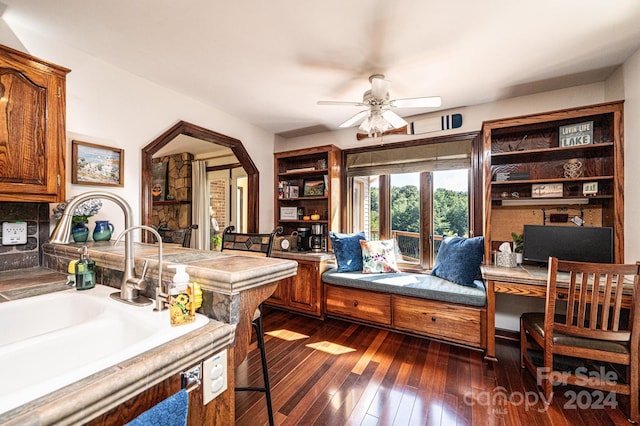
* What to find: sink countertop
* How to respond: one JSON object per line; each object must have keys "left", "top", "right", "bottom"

{"left": 0, "top": 268, "right": 235, "bottom": 426}
{"left": 43, "top": 241, "right": 298, "bottom": 294}
{"left": 272, "top": 250, "right": 335, "bottom": 262}
{"left": 0, "top": 267, "right": 69, "bottom": 302}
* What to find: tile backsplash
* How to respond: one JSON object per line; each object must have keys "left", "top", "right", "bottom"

{"left": 0, "top": 203, "right": 50, "bottom": 271}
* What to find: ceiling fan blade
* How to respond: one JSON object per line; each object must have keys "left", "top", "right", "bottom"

{"left": 390, "top": 96, "right": 442, "bottom": 108}
{"left": 317, "top": 100, "right": 365, "bottom": 107}
{"left": 370, "top": 75, "right": 390, "bottom": 99}
{"left": 339, "top": 110, "right": 370, "bottom": 128}
{"left": 381, "top": 110, "right": 408, "bottom": 128}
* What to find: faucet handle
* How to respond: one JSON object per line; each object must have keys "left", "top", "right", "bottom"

{"left": 139, "top": 259, "right": 149, "bottom": 281}
{"left": 126, "top": 259, "right": 150, "bottom": 292}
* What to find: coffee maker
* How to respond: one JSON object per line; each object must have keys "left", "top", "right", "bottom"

{"left": 296, "top": 227, "right": 311, "bottom": 251}
{"left": 310, "top": 224, "right": 324, "bottom": 252}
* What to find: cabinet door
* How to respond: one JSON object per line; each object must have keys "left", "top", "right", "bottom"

{"left": 266, "top": 277, "right": 289, "bottom": 308}
{"left": 0, "top": 47, "right": 68, "bottom": 202}
{"left": 288, "top": 259, "right": 321, "bottom": 315}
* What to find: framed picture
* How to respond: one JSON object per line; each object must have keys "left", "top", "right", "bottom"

{"left": 532, "top": 183, "right": 563, "bottom": 198}
{"left": 72, "top": 140, "right": 124, "bottom": 187}
{"left": 303, "top": 179, "right": 325, "bottom": 196}
{"left": 151, "top": 161, "right": 168, "bottom": 201}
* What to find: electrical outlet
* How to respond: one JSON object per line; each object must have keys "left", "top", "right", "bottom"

{"left": 2, "top": 222, "right": 27, "bottom": 245}
{"left": 202, "top": 349, "right": 227, "bottom": 405}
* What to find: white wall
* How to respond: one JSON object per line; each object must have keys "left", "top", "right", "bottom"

{"left": 621, "top": 48, "right": 640, "bottom": 263}
{"left": 3, "top": 21, "right": 277, "bottom": 236}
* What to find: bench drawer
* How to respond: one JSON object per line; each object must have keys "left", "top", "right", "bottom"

{"left": 393, "top": 296, "right": 483, "bottom": 347}
{"left": 325, "top": 285, "right": 391, "bottom": 325}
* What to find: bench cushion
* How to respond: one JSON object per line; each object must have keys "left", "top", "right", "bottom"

{"left": 322, "top": 268, "right": 486, "bottom": 307}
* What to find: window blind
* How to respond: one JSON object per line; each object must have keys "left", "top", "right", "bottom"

{"left": 346, "top": 140, "right": 472, "bottom": 177}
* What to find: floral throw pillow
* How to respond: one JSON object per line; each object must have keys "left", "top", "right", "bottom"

{"left": 360, "top": 239, "right": 400, "bottom": 273}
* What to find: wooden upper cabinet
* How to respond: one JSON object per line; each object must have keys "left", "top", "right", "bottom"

{"left": 0, "top": 44, "right": 70, "bottom": 202}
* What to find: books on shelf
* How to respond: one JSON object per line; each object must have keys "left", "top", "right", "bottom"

{"left": 494, "top": 171, "right": 530, "bottom": 182}
{"left": 278, "top": 181, "right": 299, "bottom": 199}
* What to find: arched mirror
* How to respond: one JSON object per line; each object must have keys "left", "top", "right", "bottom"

{"left": 141, "top": 121, "right": 258, "bottom": 245}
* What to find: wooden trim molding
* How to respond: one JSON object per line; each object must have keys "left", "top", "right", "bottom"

{"left": 141, "top": 121, "right": 259, "bottom": 240}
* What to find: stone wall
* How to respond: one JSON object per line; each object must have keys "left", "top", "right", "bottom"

{"left": 0, "top": 202, "right": 50, "bottom": 271}
{"left": 152, "top": 153, "right": 193, "bottom": 232}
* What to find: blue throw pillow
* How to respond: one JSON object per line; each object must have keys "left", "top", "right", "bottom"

{"left": 431, "top": 236, "right": 484, "bottom": 287}
{"left": 330, "top": 231, "right": 366, "bottom": 272}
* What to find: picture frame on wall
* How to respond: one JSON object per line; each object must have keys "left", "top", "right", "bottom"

{"left": 72, "top": 140, "right": 124, "bottom": 187}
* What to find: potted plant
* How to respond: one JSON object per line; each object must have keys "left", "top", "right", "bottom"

{"left": 211, "top": 234, "right": 222, "bottom": 251}
{"left": 511, "top": 232, "right": 524, "bottom": 264}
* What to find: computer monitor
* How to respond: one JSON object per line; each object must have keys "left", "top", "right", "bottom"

{"left": 523, "top": 225, "right": 614, "bottom": 264}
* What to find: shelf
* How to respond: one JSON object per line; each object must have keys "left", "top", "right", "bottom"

{"left": 492, "top": 175, "right": 614, "bottom": 185}
{"left": 152, "top": 200, "right": 191, "bottom": 205}
{"left": 279, "top": 219, "right": 328, "bottom": 224}
{"left": 494, "top": 197, "right": 597, "bottom": 206}
{"left": 278, "top": 196, "right": 328, "bottom": 201}
{"left": 278, "top": 168, "right": 328, "bottom": 177}
{"left": 491, "top": 142, "right": 613, "bottom": 159}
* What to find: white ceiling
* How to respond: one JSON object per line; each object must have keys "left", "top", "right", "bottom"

{"left": 3, "top": 0, "right": 640, "bottom": 138}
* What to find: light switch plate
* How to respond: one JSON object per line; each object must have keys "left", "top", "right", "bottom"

{"left": 2, "top": 222, "right": 27, "bottom": 245}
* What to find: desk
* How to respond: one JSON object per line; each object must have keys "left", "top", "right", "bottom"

{"left": 481, "top": 264, "right": 634, "bottom": 362}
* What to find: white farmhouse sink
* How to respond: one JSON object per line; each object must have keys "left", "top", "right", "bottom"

{"left": 0, "top": 285, "right": 209, "bottom": 415}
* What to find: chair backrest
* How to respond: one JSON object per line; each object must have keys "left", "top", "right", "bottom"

{"left": 182, "top": 224, "right": 198, "bottom": 248}
{"left": 221, "top": 225, "right": 282, "bottom": 257}
{"left": 545, "top": 256, "right": 640, "bottom": 344}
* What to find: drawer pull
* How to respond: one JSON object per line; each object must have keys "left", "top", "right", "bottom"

{"left": 353, "top": 301, "right": 359, "bottom": 307}
{"left": 431, "top": 316, "right": 436, "bottom": 322}
{"left": 558, "top": 293, "right": 565, "bottom": 299}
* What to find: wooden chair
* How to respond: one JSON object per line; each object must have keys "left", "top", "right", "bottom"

{"left": 221, "top": 225, "right": 282, "bottom": 426}
{"left": 520, "top": 257, "right": 640, "bottom": 422}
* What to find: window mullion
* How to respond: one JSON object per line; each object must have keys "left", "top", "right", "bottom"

{"left": 420, "top": 172, "right": 433, "bottom": 268}
{"left": 379, "top": 175, "right": 391, "bottom": 240}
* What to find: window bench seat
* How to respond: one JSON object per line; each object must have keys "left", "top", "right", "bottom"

{"left": 321, "top": 268, "right": 487, "bottom": 350}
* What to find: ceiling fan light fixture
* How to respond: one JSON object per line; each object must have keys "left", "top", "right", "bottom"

{"left": 359, "top": 109, "right": 394, "bottom": 136}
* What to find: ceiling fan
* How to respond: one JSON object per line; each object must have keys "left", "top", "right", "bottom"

{"left": 317, "top": 74, "right": 441, "bottom": 136}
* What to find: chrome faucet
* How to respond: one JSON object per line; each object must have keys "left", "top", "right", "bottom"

{"left": 49, "top": 191, "right": 152, "bottom": 305}
{"left": 112, "top": 225, "right": 166, "bottom": 308}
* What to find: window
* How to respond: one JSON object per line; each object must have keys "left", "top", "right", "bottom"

{"left": 346, "top": 137, "right": 474, "bottom": 269}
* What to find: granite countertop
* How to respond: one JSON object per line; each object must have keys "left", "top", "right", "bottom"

{"left": 272, "top": 250, "right": 335, "bottom": 262}
{"left": 44, "top": 241, "right": 298, "bottom": 294}
{"left": 0, "top": 267, "right": 235, "bottom": 426}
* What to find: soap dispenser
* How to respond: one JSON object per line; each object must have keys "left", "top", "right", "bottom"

{"left": 167, "top": 264, "right": 195, "bottom": 326}
{"left": 74, "top": 246, "right": 95, "bottom": 290}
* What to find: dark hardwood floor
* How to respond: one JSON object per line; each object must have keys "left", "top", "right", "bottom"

{"left": 235, "top": 309, "right": 633, "bottom": 425}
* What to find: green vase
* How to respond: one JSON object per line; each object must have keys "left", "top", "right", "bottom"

{"left": 72, "top": 222, "right": 89, "bottom": 243}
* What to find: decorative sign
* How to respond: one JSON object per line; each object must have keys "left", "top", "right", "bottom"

{"left": 583, "top": 182, "right": 598, "bottom": 196}
{"left": 532, "top": 183, "right": 563, "bottom": 198}
{"left": 280, "top": 207, "right": 298, "bottom": 220}
{"left": 559, "top": 121, "right": 593, "bottom": 147}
